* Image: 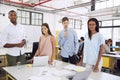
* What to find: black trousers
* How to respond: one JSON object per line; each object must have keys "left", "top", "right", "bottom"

{"left": 61, "top": 56, "right": 76, "bottom": 64}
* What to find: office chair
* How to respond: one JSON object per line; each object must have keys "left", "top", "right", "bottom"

{"left": 31, "top": 42, "right": 39, "bottom": 59}
{"left": 25, "top": 42, "right": 39, "bottom": 60}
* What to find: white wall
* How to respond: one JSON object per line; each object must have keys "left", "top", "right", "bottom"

{"left": 0, "top": 4, "right": 56, "bottom": 44}
{"left": 0, "top": 4, "right": 88, "bottom": 45}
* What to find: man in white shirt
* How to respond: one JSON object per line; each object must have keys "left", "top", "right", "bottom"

{"left": 1, "top": 10, "right": 26, "bottom": 66}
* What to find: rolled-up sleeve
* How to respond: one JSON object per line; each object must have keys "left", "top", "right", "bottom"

{"left": 58, "top": 31, "right": 66, "bottom": 48}
{"left": 73, "top": 31, "right": 79, "bottom": 54}
{"left": 99, "top": 34, "right": 105, "bottom": 46}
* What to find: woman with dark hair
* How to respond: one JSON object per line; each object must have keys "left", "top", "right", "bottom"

{"left": 34, "top": 23, "right": 56, "bottom": 64}
{"left": 78, "top": 18, "right": 104, "bottom": 72}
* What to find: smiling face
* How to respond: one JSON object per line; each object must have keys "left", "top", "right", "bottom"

{"left": 88, "top": 21, "right": 96, "bottom": 32}
{"left": 41, "top": 25, "right": 48, "bottom": 35}
{"left": 9, "top": 12, "right": 17, "bottom": 25}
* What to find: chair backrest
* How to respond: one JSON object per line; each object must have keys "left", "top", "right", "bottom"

{"left": 77, "top": 43, "right": 84, "bottom": 56}
{"left": 31, "top": 42, "right": 39, "bottom": 58}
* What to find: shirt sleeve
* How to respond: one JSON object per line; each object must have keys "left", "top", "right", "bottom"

{"left": 73, "top": 30, "right": 79, "bottom": 54}
{"left": 99, "top": 33, "right": 105, "bottom": 46}
{"left": 21, "top": 25, "right": 27, "bottom": 40}
{"left": 58, "top": 31, "right": 66, "bottom": 48}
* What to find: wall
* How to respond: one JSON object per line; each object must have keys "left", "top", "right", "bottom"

{"left": 0, "top": 4, "right": 55, "bottom": 45}
{"left": 0, "top": 4, "right": 88, "bottom": 46}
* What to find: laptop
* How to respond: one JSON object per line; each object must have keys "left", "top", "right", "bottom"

{"left": 33, "top": 56, "right": 49, "bottom": 67}
{"left": 67, "top": 70, "right": 91, "bottom": 80}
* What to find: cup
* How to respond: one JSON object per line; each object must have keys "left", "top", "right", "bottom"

{"left": 17, "top": 61, "right": 21, "bottom": 69}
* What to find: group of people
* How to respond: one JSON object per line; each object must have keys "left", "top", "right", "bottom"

{"left": 0, "top": 10, "right": 105, "bottom": 72}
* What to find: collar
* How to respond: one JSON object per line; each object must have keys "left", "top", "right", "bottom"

{"left": 9, "top": 22, "right": 19, "bottom": 26}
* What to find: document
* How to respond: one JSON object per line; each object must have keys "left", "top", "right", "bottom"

{"left": 33, "top": 56, "right": 49, "bottom": 67}
{"left": 28, "top": 74, "right": 61, "bottom": 80}
{"left": 64, "top": 64, "right": 86, "bottom": 72}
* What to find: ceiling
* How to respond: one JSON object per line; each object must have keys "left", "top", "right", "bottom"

{"left": 1, "top": 0, "right": 92, "bottom": 17}
{"left": 1, "top": 0, "right": 119, "bottom": 17}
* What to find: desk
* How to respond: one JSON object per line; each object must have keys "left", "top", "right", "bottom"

{"left": 3, "top": 60, "right": 120, "bottom": 80}
{"left": 102, "top": 52, "right": 120, "bottom": 72}
{"left": 0, "top": 47, "right": 32, "bottom": 67}
{"left": 0, "top": 48, "right": 7, "bottom": 67}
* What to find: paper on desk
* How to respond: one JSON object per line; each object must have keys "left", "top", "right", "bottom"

{"left": 38, "top": 67, "right": 72, "bottom": 76}
{"left": 64, "top": 64, "right": 86, "bottom": 72}
{"left": 87, "top": 78, "right": 94, "bottom": 80}
{"left": 28, "top": 76, "right": 40, "bottom": 80}
{"left": 33, "top": 56, "right": 48, "bottom": 66}
{"left": 28, "top": 74, "right": 61, "bottom": 80}
{"left": 51, "top": 69, "right": 72, "bottom": 76}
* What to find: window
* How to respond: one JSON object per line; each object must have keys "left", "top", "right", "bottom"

{"left": 100, "top": 28, "right": 112, "bottom": 40}
{"left": 99, "top": 21, "right": 102, "bottom": 27}
{"left": 69, "top": 18, "right": 82, "bottom": 29}
{"left": 95, "top": 0, "right": 120, "bottom": 10}
{"left": 17, "top": 9, "right": 43, "bottom": 26}
{"left": 99, "top": 19, "right": 120, "bottom": 46}
{"left": 113, "top": 28, "right": 120, "bottom": 45}
{"left": 31, "top": 12, "right": 43, "bottom": 26}
{"left": 113, "top": 19, "right": 120, "bottom": 26}
{"left": 69, "top": 18, "right": 75, "bottom": 29}
{"left": 102, "top": 20, "right": 112, "bottom": 27}
{"left": 75, "top": 20, "right": 82, "bottom": 29}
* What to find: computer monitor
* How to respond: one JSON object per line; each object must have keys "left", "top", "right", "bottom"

{"left": 116, "top": 42, "right": 120, "bottom": 46}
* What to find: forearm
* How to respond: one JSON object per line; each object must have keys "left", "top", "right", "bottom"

{"left": 4, "top": 43, "right": 18, "bottom": 48}
{"left": 34, "top": 49, "right": 39, "bottom": 56}
{"left": 96, "top": 53, "right": 102, "bottom": 66}
{"left": 96, "top": 45, "right": 103, "bottom": 66}
{"left": 50, "top": 48, "right": 55, "bottom": 61}
{"left": 78, "top": 51, "right": 84, "bottom": 65}
{"left": 80, "top": 51, "right": 84, "bottom": 63}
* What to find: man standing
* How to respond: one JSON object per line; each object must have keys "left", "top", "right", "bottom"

{"left": 58, "top": 17, "right": 78, "bottom": 64}
{"left": 1, "top": 10, "right": 26, "bottom": 66}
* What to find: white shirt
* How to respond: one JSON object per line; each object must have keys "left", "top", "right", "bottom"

{"left": 83, "top": 32, "right": 104, "bottom": 65}
{"left": 1, "top": 22, "right": 26, "bottom": 56}
{"left": 103, "top": 44, "right": 110, "bottom": 53}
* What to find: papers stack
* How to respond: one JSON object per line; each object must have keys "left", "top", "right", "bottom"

{"left": 64, "top": 64, "right": 86, "bottom": 72}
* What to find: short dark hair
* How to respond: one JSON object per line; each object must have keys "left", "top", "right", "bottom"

{"left": 8, "top": 10, "right": 17, "bottom": 15}
{"left": 108, "top": 39, "right": 112, "bottom": 42}
{"left": 41, "top": 23, "right": 52, "bottom": 35}
{"left": 62, "top": 17, "right": 69, "bottom": 22}
{"left": 80, "top": 37, "right": 84, "bottom": 41}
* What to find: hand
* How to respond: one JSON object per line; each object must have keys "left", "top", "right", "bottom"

{"left": 77, "top": 60, "right": 82, "bottom": 66}
{"left": 21, "top": 39, "right": 26, "bottom": 45}
{"left": 30, "top": 58, "right": 33, "bottom": 64}
{"left": 93, "top": 65, "right": 99, "bottom": 72}
{"left": 64, "top": 31, "right": 67, "bottom": 37}
{"left": 34, "top": 53, "right": 39, "bottom": 56}
{"left": 16, "top": 39, "right": 26, "bottom": 48}
{"left": 48, "top": 61, "right": 53, "bottom": 65}
{"left": 16, "top": 43, "right": 24, "bottom": 48}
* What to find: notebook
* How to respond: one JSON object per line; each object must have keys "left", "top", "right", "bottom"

{"left": 33, "top": 56, "right": 49, "bottom": 67}
{"left": 72, "top": 70, "right": 91, "bottom": 80}
{"left": 67, "top": 70, "right": 91, "bottom": 80}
